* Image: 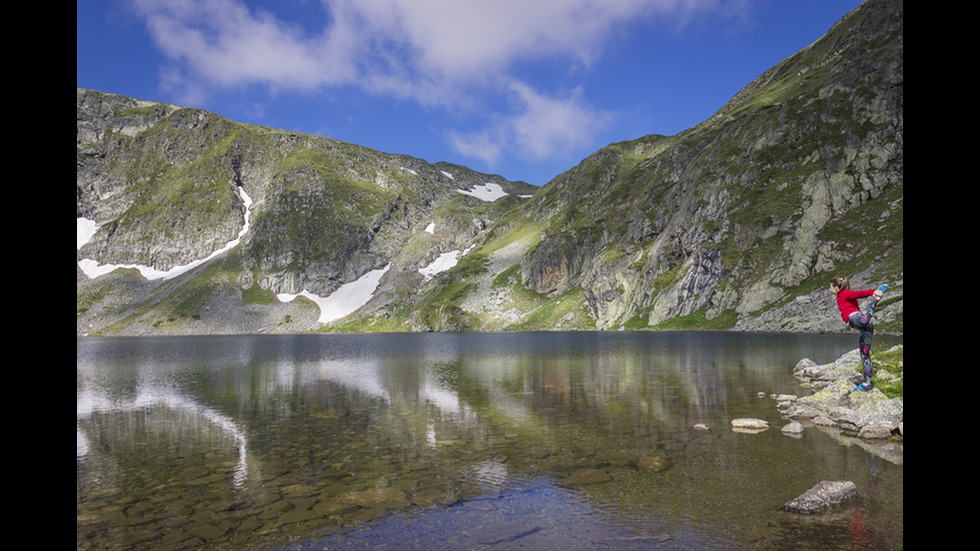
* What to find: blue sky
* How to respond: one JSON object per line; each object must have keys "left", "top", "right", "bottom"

{"left": 78, "top": 0, "right": 864, "bottom": 187}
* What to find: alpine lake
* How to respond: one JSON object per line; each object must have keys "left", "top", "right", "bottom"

{"left": 77, "top": 331, "right": 903, "bottom": 550}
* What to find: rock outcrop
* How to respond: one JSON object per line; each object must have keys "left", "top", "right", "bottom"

{"left": 779, "top": 346, "right": 903, "bottom": 440}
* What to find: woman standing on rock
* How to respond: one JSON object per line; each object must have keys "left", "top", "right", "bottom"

{"left": 830, "top": 277, "right": 887, "bottom": 391}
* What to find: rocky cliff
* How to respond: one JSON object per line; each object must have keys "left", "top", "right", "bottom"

{"left": 512, "top": 0, "right": 903, "bottom": 333}
{"left": 77, "top": 0, "right": 902, "bottom": 336}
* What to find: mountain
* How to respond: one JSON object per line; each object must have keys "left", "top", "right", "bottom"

{"left": 77, "top": 0, "right": 902, "bottom": 336}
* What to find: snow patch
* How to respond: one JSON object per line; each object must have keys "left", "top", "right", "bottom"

{"left": 277, "top": 264, "right": 390, "bottom": 324}
{"left": 441, "top": 170, "right": 455, "bottom": 180}
{"left": 424, "top": 222, "right": 435, "bottom": 234}
{"left": 77, "top": 218, "right": 98, "bottom": 250}
{"left": 77, "top": 186, "right": 254, "bottom": 281}
{"left": 77, "top": 186, "right": 389, "bottom": 326}
{"left": 419, "top": 246, "right": 475, "bottom": 281}
{"left": 457, "top": 182, "right": 508, "bottom": 202}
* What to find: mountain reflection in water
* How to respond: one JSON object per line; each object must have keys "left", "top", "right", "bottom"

{"left": 77, "top": 332, "right": 902, "bottom": 550}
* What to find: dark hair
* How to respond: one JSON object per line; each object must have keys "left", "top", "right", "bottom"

{"left": 830, "top": 276, "right": 850, "bottom": 290}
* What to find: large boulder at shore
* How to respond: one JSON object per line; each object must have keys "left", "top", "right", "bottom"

{"left": 780, "top": 347, "right": 903, "bottom": 439}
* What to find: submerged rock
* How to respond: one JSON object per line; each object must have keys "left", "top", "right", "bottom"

{"left": 464, "top": 522, "right": 541, "bottom": 544}
{"left": 339, "top": 487, "right": 411, "bottom": 510}
{"left": 784, "top": 480, "right": 858, "bottom": 514}
{"left": 412, "top": 488, "right": 459, "bottom": 506}
{"left": 566, "top": 468, "right": 612, "bottom": 485}
{"left": 637, "top": 452, "right": 671, "bottom": 471}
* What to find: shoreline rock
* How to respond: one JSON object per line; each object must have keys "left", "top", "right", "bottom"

{"left": 779, "top": 346, "right": 903, "bottom": 440}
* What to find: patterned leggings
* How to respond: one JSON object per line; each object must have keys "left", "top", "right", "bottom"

{"left": 848, "top": 297, "right": 880, "bottom": 380}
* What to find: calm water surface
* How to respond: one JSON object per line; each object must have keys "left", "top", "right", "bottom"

{"left": 77, "top": 332, "right": 903, "bottom": 550}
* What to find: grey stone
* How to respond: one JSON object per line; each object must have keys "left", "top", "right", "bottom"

{"left": 731, "top": 418, "right": 769, "bottom": 431}
{"left": 857, "top": 423, "right": 893, "bottom": 439}
{"left": 781, "top": 421, "right": 805, "bottom": 434}
{"left": 784, "top": 480, "right": 858, "bottom": 514}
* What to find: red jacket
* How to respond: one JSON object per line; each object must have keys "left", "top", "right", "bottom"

{"left": 836, "top": 289, "right": 874, "bottom": 323}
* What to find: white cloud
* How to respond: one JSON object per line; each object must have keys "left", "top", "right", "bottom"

{"left": 128, "top": 0, "right": 745, "bottom": 161}
{"left": 508, "top": 82, "right": 612, "bottom": 160}
{"left": 131, "top": 0, "right": 360, "bottom": 94}
{"left": 337, "top": 0, "right": 631, "bottom": 80}
{"left": 131, "top": 0, "right": 738, "bottom": 96}
{"left": 448, "top": 128, "right": 503, "bottom": 166}
{"left": 448, "top": 81, "right": 612, "bottom": 164}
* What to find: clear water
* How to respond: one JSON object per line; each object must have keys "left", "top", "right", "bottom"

{"left": 77, "top": 332, "right": 903, "bottom": 550}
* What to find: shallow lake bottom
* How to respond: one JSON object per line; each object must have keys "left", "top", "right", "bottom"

{"left": 77, "top": 332, "right": 902, "bottom": 550}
